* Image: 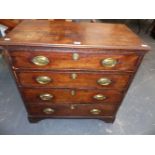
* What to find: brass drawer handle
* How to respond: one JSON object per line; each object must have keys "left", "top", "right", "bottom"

{"left": 39, "top": 93, "right": 54, "bottom": 101}
{"left": 90, "top": 109, "right": 101, "bottom": 115}
{"left": 36, "top": 76, "right": 52, "bottom": 84}
{"left": 32, "top": 56, "right": 49, "bottom": 66}
{"left": 93, "top": 94, "right": 106, "bottom": 100}
{"left": 72, "top": 53, "right": 79, "bottom": 60}
{"left": 43, "top": 108, "right": 55, "bottom": 114}
{"left": 101, "top": 58, "right": 117, "bottom": 67}
{"left": 97, "top": 77, "right": 111, "bottom": 86}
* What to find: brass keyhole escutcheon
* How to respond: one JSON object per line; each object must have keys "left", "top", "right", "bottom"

{"left": 97, "top": 77, "right": 112, "bottom": 86}
{"left": 43, "top": 108, "right": 55, "bottom": 114}
{"left": 70, "top": 105, "right": 76, "bottom": 110}
{"left": 72, "top": 53, "right": 79, "bottom": 60}
{"left": 71, "top": 90, "right": 76, "bottom": 96}
{"left": 90, "top": 109, "right": 101, "bottom": 115}
{"left": 36, "top": 76, "right": 52, "bottom": 84}
{"left": 71, "top": 73, "right": 77, "bottom": 80}
{"left": 93, "top": 94, "right": 106, "bottom": 100}
{"left": 32, "top": 56, "right": 50, "bottom": 66}
{"left": 39, "top": 93, "right": 54, "bottom": 101}
{"left": 101, "top": 58, "right": 117, "bottom": 67}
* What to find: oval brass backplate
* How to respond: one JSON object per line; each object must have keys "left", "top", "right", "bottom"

{"left": 32, "top": 56, "right": 50, "bottom": 66}
{"left": 36, "top": 76, "right": 52, "bottom": 84}
{"left": 39, "top": 93, "right": 54, "bottom": 101}
{"left": 90, "top": 109, "right": 101, "bottom": 115}
{"left": 97, "top": 77, "right": 112, "bottom": 86}
{"left": 101, "top": 58, "right": 117, "bottom": 67}
{"left": 43, "top": 108, "right": 55, "bottom": 114}
{"left": 93, "top": 94, "right": 106, "bottom": 100}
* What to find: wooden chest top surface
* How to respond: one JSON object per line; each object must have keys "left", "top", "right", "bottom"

{"left": 0, "top": 20, "right": 150, "bottom": 51}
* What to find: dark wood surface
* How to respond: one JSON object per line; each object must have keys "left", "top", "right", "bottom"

{"left": 10, "top": 50, "right": 140, "bottom": 71}
{"left": 28, "top": 104, "right": 117, "bottom": 116}
{"left": 0, "top": 20, "right": 150, "bottom": 123}
{"left": 16, "top": 71, "right": 131, "bottom": 90}
{"left": 21, "top": 88, "right": 123, "bottom": 104}
{"left": 0, "top": 20, "right": 150, "bottom": 51}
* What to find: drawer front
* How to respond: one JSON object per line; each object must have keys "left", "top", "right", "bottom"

{"left": 10, "top": 51, "right": 139, "bottom": 71}
{"left": 21, "top": 88, "right": 123, "bottom": 104}
{"left": 16, "top": 71, "right": 131, "bottom": 90}
{"left": 28, "top": 104, "right": 117, "bottom": 116}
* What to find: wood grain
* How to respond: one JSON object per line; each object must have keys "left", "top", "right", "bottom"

{"left": 28, "top": 104, "right": 117, "bottom": 116}
{"left": 0, "top": 20, "right": 150, "bottom": 50}
{"left": 10, "top": 50, "right": 140, "bottom": 71}
{"left": 16, "top": 71, "right": 131, "bottom": 90}
{"left": 21, "top": 88, "right": 123, "bottom": 104}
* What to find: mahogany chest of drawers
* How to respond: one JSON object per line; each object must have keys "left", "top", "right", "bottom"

{"left": 0, "top": 20, "right": 150, "bottom": 123}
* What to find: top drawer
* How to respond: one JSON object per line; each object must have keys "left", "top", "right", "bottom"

{"left": 9, "top": 51, "right": 140, "bottom": 71}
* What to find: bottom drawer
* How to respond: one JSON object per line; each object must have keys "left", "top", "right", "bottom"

{"left": 27, "top": 104, "right": 117, "bottom": 117}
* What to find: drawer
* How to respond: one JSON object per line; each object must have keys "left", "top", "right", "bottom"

{"left": 21, "top": 88, "right": 123, "bottom": 104}
{"left": 28, "top": 104, "right": 117, "bottom": 116}
{"left": 10, "top": 51, "right": 140, "bottom": 71}
{"left": 16, "top": 71, "right": 131, "bottom": 90}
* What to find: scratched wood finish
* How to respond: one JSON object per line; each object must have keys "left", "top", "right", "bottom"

{"left": 0, "top": 20, "right": 150, "bottom": 123}
{"left": 21, "top": 88, "right": 123, "bottom": 104}
{"left": 10, "top": 51, "right": 140, "bottom": 71}
{"left": 16, "top": 71, "right": 131, "bottom": 90}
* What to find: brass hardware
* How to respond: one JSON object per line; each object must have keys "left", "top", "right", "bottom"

{"left": 71, "top": 73, "right": 77, "bottom": 80}
{"left": 43, "top": 108, "right": 55, "bottom": 114}
{"left": 71, "top": 90, "right": 76, "bottom": 96}
{"left": 39, "top": 93, "right": 54, "bottom": 101}
{"left": 93, "top": 94, "right": 106, "bottom": 100}
{"left": 36, "top": 76, "right": 52, "bottom": 84}
{"left": 97, "top": 78, "right": 111, "bottom": 86}
{"left": 70, "top": 105, "right": 76, "bottom": 110}
{"left": 32, "top": 56, "right": 49, "bottom": 66}
{"left": 73, "top": 41, "right": 81, "bottom": 45}
{"left": 65, "top": 19, "right": 73, "bottom": 22}
{"left": 4, "top": 38, "right": 11, "bottom": 41}
{"left": 72, "top": 53, "right": 79, "bottom": 60}
{"left": 90, "top": 109, "right": 101, "bottom": 115}
{"left": 141, "top": 44, "right": 148, "bottom": 47}
{"left": 101, "top": 58, "right": 117, "bottom": 67}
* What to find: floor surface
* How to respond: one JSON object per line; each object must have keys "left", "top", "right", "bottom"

{"left": 0, "top": 23, "right": 155, "bottom": 135}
